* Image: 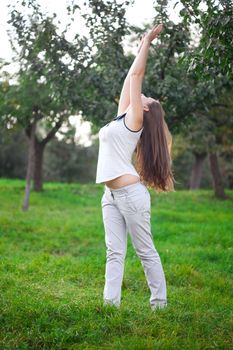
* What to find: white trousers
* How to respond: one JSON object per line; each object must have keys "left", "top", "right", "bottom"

{"left": 101, "top": 181, "right": 167, "bottom": 309}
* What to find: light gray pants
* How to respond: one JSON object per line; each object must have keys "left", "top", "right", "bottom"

{"left": 101, "top": 181, "right": 167, "bottom": 309}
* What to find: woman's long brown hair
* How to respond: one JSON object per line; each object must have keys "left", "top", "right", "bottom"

{"left": 135, "top": 100, "right": 176, "bottom": 192}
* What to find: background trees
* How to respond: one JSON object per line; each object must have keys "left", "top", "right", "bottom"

{"left": 0, "top": 0, "right": 232, "bottom": 205}
{"left": 0, "top": 0, "right": 132, "bottom": 209}
{"left": 177, "top": 0, "right": 233, "bottom": 198}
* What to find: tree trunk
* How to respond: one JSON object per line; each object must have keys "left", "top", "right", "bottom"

{"left": 228, "top": 174, "right": 233, "bottom": 189}
{"left": 33, "top": 140, "right": 45, "bottom": 192}
{"left": 208, "top": 151, "right": 227, "bottom": 199}
{"left": 31, "top": 119, "right": 63, "bottom": 192}
{"left": 189, "top": 152, "right": 206, "bottom": 190}
{"left": 22, "top": 121, "right": 36, "bottom": 211}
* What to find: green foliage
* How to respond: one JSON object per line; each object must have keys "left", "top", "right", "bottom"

{"left": 143, "top": 1, "right": 233, "bottom": 163}
{"left": 44, "top": 138, "right": 98, "bottom": 183}
{"left": 179, "top": 0, "right": 233, "bottom": 79}
{"left": 0, "top": 179, "right": 232, "bottom": 348}
{"left": 128, "top": 1, "right": 218, "bottom": 138}
{"left": 0, "top": 0, "right": 91, "bottom": 133}
{"left": 0, "top": 0, "right": 134, "bottom": 137}
{"left": 75, "top": 0, "right": 135, "bottom": 127}
{"left": 0, "top": 128, "right": 27, "bottom": 178}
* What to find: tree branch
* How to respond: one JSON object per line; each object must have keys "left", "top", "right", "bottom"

{"left": 41, "top": 118, "right": 63, "bottom": 146}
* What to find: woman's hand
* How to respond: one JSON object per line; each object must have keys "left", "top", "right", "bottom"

{"left": 144, "top": 23, "right": 163, "bottom": 44}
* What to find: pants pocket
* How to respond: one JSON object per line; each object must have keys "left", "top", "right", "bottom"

{"left": 101, "top": 192, "right": 106, "bottom": 206}
{"left": 126, "top": 188, "right": 150, "bottom": 213}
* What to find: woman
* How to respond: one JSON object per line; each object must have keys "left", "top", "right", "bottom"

{"left": 96, "top": 24, "right": 176, "bottom": 310}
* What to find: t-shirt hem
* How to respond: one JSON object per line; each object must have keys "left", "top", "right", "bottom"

{"left": 96, "top": 172, "right": 140, "bottom": 184}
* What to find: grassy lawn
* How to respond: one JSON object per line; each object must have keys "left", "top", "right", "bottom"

{"left": 0, "top": 178, "right": 232, "bottom": 349}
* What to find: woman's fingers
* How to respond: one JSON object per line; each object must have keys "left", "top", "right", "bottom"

{"left": 143, "top": 23, "right": 163, "bottom": 43}
{"left": 150, "top": 24, "right": 163, "bottom": 36}
{"left": 151, "top": 24, "right": 163, "bottom": 40}
{"left": 153, "top": 23, "right": 163, "bottom": 34}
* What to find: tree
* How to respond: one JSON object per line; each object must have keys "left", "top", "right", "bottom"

{"left": 0, "top": 0, "right": 133, "bottom": 205}
{"left": 179, "top": 0, "right": 233, "bottom": 79}
{"left": 128, "top": 0, "right": 227, "bottom": 194}
{"left": 0, "top": 0, "right": 93, "bottom": 209}
{"left": 74, "top": 0, "right": 134, "bottom": 129}
{"left": 176, "top": 0, "right": 233, "bottom": 198}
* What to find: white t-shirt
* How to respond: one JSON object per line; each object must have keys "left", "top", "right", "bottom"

{"left": 95, "top": 113, "right": 144, "bottom": 184}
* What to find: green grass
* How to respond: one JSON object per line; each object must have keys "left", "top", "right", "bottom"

{"left": 0, "top": 178, "right": 232, "bottom": 350}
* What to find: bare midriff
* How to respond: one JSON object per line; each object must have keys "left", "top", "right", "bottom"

{"left": 104, "top": 174, "right": 140, "bottom": 189}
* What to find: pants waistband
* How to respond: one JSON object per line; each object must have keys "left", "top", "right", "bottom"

{"left": 104, "top": 181, "right": 145, "bottom": 195}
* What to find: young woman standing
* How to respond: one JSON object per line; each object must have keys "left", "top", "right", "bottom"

{"left": 96, "top": 24, "right": 175, "bottom": 310}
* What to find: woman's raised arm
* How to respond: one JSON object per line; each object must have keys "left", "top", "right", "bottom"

{"left": 129, "top": 24, "right": 163, "bottom": 124}
{"left": 117, "top": 35, "right": 146, "bottom": 116}
{"left": 117, "top": 24, "right": 163, "bottom": 118}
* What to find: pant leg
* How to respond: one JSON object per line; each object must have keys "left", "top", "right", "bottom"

{"left": 116, "top": 185, "right": 167, "bottom": 307}
{"left": 126, "top": 211, "right": 167, "bottom": 307}
{"left": 101, "top": 190, "right": 128, "bottom": 307}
